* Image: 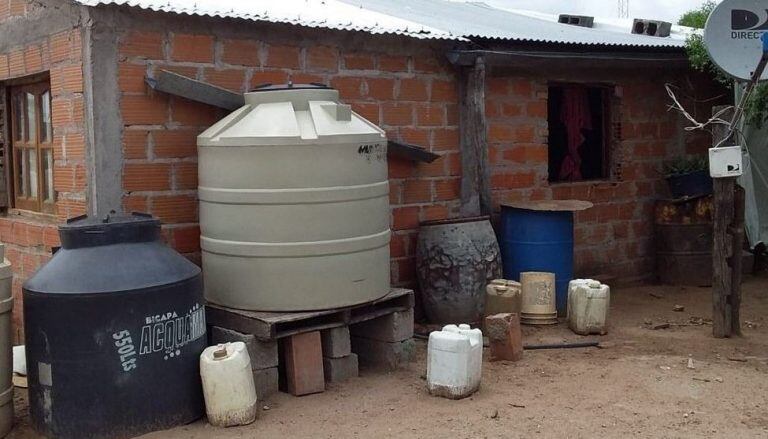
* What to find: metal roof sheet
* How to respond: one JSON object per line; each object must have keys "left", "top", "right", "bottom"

{"left": 76, "top": 0, "right": 694, "bottom": 48}
{"left": 75, "top": 0, "right": 460, "bottom": 40}
{"left": 342, "top": 0, "right": 691, "bottom": 48}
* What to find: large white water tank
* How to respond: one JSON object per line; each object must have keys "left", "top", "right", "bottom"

{"left": 198, "top": 84, "right": 390, "bottom": 311}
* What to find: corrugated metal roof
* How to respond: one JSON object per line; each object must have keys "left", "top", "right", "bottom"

{"left": 343, "top": 0, "right": 691, "bottom": 48}
{"left": 75, "top": 0, "right": 460, "bottom": 40}
{"left": 76, "top": 0, "right": 693, "bottom": 48}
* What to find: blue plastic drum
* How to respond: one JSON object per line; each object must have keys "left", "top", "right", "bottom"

{"left": 500, "top": 200, "right": 592, "bottom": 315}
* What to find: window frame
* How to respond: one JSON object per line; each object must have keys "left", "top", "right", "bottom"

{"left": 8, "top": 81, "right": 55, "bottom": 215}
{"left": 546, "top": 82, "right": 614, "bottom": 184}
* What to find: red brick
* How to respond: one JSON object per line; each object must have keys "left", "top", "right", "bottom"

{"left": 413, "top": 57, "right": 447, "bottom": 74}
{"left": 117, "top": 63, "right": 147, "bottom": 94}
{"left": 434, "top": 179, "right": 460, "bottom": 201}
{"left": 343, "top": 53, "right": 375, "bottom": 70}
{"left": 392, "top": 206, "right": 419, "bottom": 231}
{"left": 390, "top": 233, "right": 408, "bottom": 258}
{"left": 351, "top": 102, "right": 379, "bottom": 124}
{"left": 38, "top": 227, "right": 60, "bottom": 250}
{"left": 306, "top": 46, "right": 338, "bottom": 72}
{"left": 121, "top": 31, "right": 164, "bottom": 59}
{"left": 365, "top": 77, "right": 395, "bottom": 100}
{"left": 53, "top": 165, "right": 82, "bottom": 192}
{"left": 8, "top": 49, "right": 24, "bottom": 76}
{"left": 491, "top": 171, "right": 536, "bottom": 189}
{"left": 171, "top": 34, "right": 214, "bottom": 63}
{"left": 250, "top": 70, "right": 290, "bottom": 89}
{"left": 264, "top": 44, "right": 301, "bottom": 69}
{"left": 446, "top": 153, "right": 462, "bottom": 176}
{"left": 501, "top": 103, "right": 523, "bottom": 117}
{"left": 431, "top": 79, "right": 457, "bottom": 102}
{"left": 388, "top": 159, "right": 415, "bottom": 179}
{"left": 174, "top": 162, "right": 198, "bottom": 190}
{"left": 488, "top": 124, "right": 535, "bottom": 143}
{"left": 398, "top": 78, "right": 428, "bottom": 101}
{"left": 283, "top": 331, "right": 325, "bottom": 396}
{"left": 55, "top": 198, "right": 87, "bottom": 222}
{"left": 204, "top": 68, "right": 246, "bottom": 92}
{"left": 171, "top": 97, "right": 219, "bottom": 126}
{"left": 379, "top": 55, "right": 409, "bottom": 72}
{"left": 0, "top": 54, "right": 8, "bottom": 80}
{"left": 398, "top": 128, "right": 429, "bottom": 147}
{"left": 123, "top": 194, "right": 148, "bottom": 213}
{"left": 0, "top": 0, "right": 9, "bottom": 20}
{"left": 431, "top": 128, "right": 459, "bottom": 151}
{"left": 222, "top": 39, "right": 260, "bottom": 66}
{"left": 122, "top": 94, "right": 168, "bottom": 125}
{"left": 421, "top": 205, "right": 448, "bottom": 222}
{"left": 123, "top": 163, "right": 171, "bottom": 191}
{"left": 403, "top": 180, "right": 431, "bottom": 204}
{"left": 151, "top": 195, "right": 197, "bottom": 224}
{"left": 170, "top": 225, "right": 200, "bottom": 253}
{"left": 23, "top": 45, "right": 42, "bottom": 73}
{"left": 382, "top": 103, "right": 413, "bottom": 126}
{"left": 123, "top": 130, "right": 148, "bottom": 159}
{"left": 26, "top": 224, "right": 43, "bottom": 246}
{"left": 511, "top": 80, "right": 533, "bottom": 97}
{"left": 58, "top": 133, "right": 84, "bottom": 160}
{"left": 501, "top": 144, "right": 548, "bottom": 163}
{"left": 486, "top": 313, "right": 523, "bottom": 362}
{"left": 526, "top": 101, "right": 547, "bottom": 118}
{"left": 416, "top": 104, "right": 444, "bottom": 126}
{"left": 414, "top": 159, "right": 447, "bottom": 178}
{"left": 330, "top": 76, "right": 364, "bottom": 100}
{"left": 396, "top": 257, "right": 417, "bottom": 283}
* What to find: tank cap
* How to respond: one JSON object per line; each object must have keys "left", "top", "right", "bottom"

{"left": 213, "top": 346, "right": 229, "bottom": 360}
{"left": 58, "top": 212, "right": 161, "bottom": 249}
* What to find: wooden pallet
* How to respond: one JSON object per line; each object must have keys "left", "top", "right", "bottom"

{"left": 206, "top": 288, "right": 414, "bottom": 341}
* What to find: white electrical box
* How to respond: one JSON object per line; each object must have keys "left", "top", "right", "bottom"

{"left": 709, "top": 146, "right": 743, "bottom": 178}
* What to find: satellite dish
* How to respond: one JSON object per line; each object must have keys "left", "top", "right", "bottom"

{"left": 704, "top": 0, "right": 768, "bottom": 81}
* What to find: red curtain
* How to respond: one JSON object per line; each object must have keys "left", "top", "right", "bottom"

{"left": 558, "top": 87, "right": 592, "bottom": 181}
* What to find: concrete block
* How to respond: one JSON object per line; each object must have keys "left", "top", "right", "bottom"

{"left": 282, "top": 331, "right": 325, "bottom": 396}
{"left": 351, "top": 336, "right": 415, "bottom": 370}
{"left": 485, "top": 313, "right": 523, "bottom": 362}
{"left": 321, "top": 326, "right": 351, "bottom": 358}
{"left": 350, "top": 310, "right": 414, "bottom": 342}
{"left": 211, "top": 326, "right": 278, "bottom": 370}
{"left": 253, "top": 367, "right": 279, "bottom": 400}
{"left": 323, "top": 354, "right": 359, "bottom": 383}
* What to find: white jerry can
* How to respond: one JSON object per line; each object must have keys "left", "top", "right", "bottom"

{"left": 427, "top": 324, "right": 482, "bottom": 399}
{"left": 567, "top": 279, "right": 610, "bottom": 335}
{"left": 200, "top": 342, "right": 258, "bottom": 427}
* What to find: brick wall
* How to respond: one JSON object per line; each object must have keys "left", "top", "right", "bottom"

{"left": 115, "top": 23, "right": 719, "bottom": 289}
{"left": 486, "top": 75, "right": 716, "bottom": 280}
{"left": 0, "top": 1, "right": 85, "bottom": 340}
{"left": 116, "top": 30, "right": 460, "bottom": 284}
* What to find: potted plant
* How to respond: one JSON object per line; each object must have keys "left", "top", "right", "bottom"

{"left": 663, "top": 156, "right": 713, "bottom": 199}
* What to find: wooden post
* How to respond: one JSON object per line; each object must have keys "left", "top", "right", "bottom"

{"left": 459, "top": 56, "right": 491, "bottom": 217}
{"left": 711, "top": 106, "right": 744, "bottom": 338}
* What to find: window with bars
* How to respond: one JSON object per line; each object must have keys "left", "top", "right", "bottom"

{"left": 9, "top": 82, "right": 55, "bottom": 214}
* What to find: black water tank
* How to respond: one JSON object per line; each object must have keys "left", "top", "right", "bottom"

{"left": 23, "top": 213, "right": 206, "bottom": 439}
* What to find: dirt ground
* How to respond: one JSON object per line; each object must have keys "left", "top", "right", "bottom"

{"left": 9, "top": 274, "right": 768, "bottom": 438}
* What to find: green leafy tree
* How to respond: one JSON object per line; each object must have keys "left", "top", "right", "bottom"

{"left": 679, "top": 0, "right": 768, "bottom": 128}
